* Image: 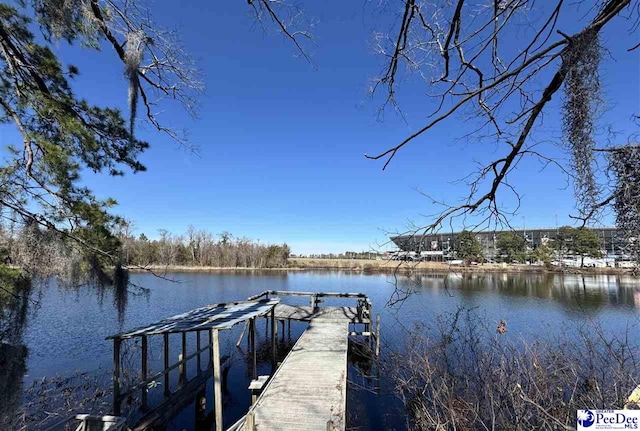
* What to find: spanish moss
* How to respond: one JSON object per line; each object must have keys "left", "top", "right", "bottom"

{"left": 124, "top": 30, "right": 145, "bottom": 140}
{"left": 562, "top": 29, "right": 603, "bottom": 217}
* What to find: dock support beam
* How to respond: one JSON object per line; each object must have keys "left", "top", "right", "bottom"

{"left": 113, "top": 338, "right": 121, "bottom": 416}
{"left": 141, "top": 335, "right": 148, "bottom": 410}
{"left": 179, "top": 332, "right": 187, "bottom": 385}
{"left": 251, "top": 318, "right": 257, "bottom": 380}
{"left": 236, "top": 321, "right": 248, "bottom": 347}
{"left": 270, "top": 308, "right": 277, "bottom": 371}
{"left": 212, "top": 329, "right": 223, "bottom": 431}
{"left": 246, "top": 411, "right": 255, "bottom": 431}
{"left": 196, "top": 330, "right": 201, "bottom": 373}
{"left": 280, "top": 320, "right": 285, "bottom": 341}
{"left": 163, "top": 333, "right": 170, "bottom": 397}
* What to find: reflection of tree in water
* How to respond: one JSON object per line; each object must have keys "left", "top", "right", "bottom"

{"left": 397, "top": 272, "right": 638, "bottom": 310}
{"left": 113, "top": 266, "right": 129, "bottom": 326}
{"left": 0, "top": 276, "right": 31, "bottom": 429}
{"left": 58, "top": 264, "right": 148, "bottom": 327}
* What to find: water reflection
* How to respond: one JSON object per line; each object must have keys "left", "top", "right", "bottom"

{"left": 0, "top": 277, "right": 31, "bottom": 429}
{"left": 0, "top": 270, "right": 638, "bottom": 430}
{"left": 399, "top": 272, "right": 640, "bottom": 310}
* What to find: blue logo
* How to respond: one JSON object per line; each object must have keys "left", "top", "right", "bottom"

{"left": 578, "top": 410, "right": 595, "bottom": 427}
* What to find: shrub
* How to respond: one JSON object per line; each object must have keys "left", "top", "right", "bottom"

{"left": 390, "top": 308, "right": 640, "bottom": 430}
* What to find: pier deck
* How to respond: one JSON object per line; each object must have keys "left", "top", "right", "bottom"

{"left": 109, "top": 291, "right": 378, "bottom": 431}
{"left": 247, "top": 320, "right": 348, "bottom": 431}
{"left": 273, "top": 303, "right": 363, "bottom": 323}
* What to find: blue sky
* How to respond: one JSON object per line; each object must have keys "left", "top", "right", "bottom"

{"left": 2, "top": 0, "right": 639, "bottom": 254}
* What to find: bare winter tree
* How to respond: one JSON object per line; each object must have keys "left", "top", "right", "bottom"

{"left": 357, "top": 0, "right": 639, "bottom": 255}
{"left": 248, "top": 0, "right": 639, "bottom": 260}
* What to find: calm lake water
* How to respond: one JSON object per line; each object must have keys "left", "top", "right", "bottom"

{"left": 2, "top": 271, "right": 640, "bottom": 430}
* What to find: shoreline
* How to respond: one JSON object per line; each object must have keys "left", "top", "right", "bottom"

{"left": 126, "top": 258, "right": 638, "bottom": 276}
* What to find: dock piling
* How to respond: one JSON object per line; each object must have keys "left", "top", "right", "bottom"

{"left": 212, "top": 329, "right": 223, "bottom": 431}
{"left": 270, "top": 308, "right": 276, "bottom": 371}
{"left": 113, "top": 338, "right": 121, "bottom": 416}
{"left": 141, "top": 335, "right": 148, "bottom": 410}
{"left": 196, "top": 331, "right": 201, "bottom": 373}
{"left": 180, "top": 332, "right": 187, "bottom": 384}
{"left": 163, "top": 333, "right": 170, "bottom": 397}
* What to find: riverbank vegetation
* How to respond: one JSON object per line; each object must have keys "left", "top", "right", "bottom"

{"left": 118, "top": 226, "right": 290, "bottom": 269}
{"left": 289, "top": 257, "right": 634, "bottom": 275}
{"left": 0, "top": 220, "right": 291, "bottom": 280}
{"left": 391, "top": 309, "right": 640, "bottom": 430}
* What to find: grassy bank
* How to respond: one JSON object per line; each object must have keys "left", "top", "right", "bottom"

{"left": 126, "top": 259, "right": 637, "bottom": 275}
{"left": 289, "top": 258, "right": 637, "bottom": 275}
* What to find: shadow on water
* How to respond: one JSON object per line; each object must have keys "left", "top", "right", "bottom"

{"left": 0, "top": 276, "right": 31, "bottom": 429}
{"left": 0, "top": 265, "right": 149, "bottom": 429}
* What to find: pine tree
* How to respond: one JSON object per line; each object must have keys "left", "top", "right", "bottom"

{"left": 0, "top": 1, "right": 200, "bottom": 264}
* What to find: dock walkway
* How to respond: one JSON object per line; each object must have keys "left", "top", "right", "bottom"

{"left": 229, "top": 290, "right": 378, "bottom": 431}
{"left": 273, "top": 303, "right": 362, "bottom": 323}
{"left": 247, "top": 320, "right": 348, "bottom": 430}
{"left": 108, "top": 291, "right": 378, "bottom": 431}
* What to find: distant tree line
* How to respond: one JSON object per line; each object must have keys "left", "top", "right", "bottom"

{"left": 116, "top": 225, "right": 290, "bottom": 269}
{"left": 0, "top": 219, "right": 291, "bottom": 278}
{"left": 296, "top": 251, "right": 384, "bottom": 260}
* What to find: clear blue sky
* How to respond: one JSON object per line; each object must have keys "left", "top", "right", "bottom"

{"left": 2, "top": 1, "right": 639, "bottom": 254}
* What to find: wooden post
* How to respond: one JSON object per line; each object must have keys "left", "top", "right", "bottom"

{"left": 246, "top": 411, "right": 255, "bottom": 431}
{"left": 212, "top": 329, "right": 223, "bottom": 431}
{"left": 208, "top": 330, "right": 213, "bottom": 368}
{"left": 113, "top": 338, "right": 121, "bottom": 416}
{"left": 365, "top": 316, "right": 371, "bottom": 348}
{"left": 180, "top": 332, "right": 187, "bottom": 385}
{"left": 195, "top": 388, "right": 207, "bottom": 425}
{"left": 141, "top": 335, "right": 148, "bottom": 411}
{"left": 251, "top": 318, "right": 257, "bottom": 380}
{"left": 376, "top": 314, "right": 381, "bottom": 357}
{"left": 163, "top": 333, "right": 170, "bottom": 397}
{"left": 270, "top": 308, "right": 276, "bottom": 371}
{"left": 280, "top": 320, "right": 285, "bottom": 341}
{"left": 196, "top": 330, "right": 201, "bottom": 373}
{"left": 236, "top": 321, "right": 248, "bottom": 347}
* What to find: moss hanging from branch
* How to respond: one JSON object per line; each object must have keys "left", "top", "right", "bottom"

{"left": 562, "top": 29, "right": 603, "bottom": 216}
{"left": 124, "top": 30, "right": 145, "bottom": 140}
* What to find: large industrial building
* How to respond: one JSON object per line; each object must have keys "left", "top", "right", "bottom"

{"left": 390, "top": 227, "right": 623, "bottom": 261}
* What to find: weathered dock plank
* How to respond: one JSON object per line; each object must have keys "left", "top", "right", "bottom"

{"left": 248, "top": 321, "right": 348, "bottom": 431}
{"left": 273, "top": 304, "right": 365, "bottom": 323}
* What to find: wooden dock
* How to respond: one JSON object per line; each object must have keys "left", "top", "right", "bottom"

{"left": 107, "top": 291, "right": 379, "bottom": 431}
{"left": 231, "top": 291, "right": 380, "bottom": 431}
{"left": 246, "top": 320, "right": 348, "bottom": 430}
{"left": 273, "top": 303, "right": 362, "bottom": 323}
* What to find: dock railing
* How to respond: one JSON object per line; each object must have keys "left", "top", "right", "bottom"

{"left": 246, "top": 290, "right": 379, "bottom": 356}
{"left": 247, "top": 290, "right": 371, "bottom": 316}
